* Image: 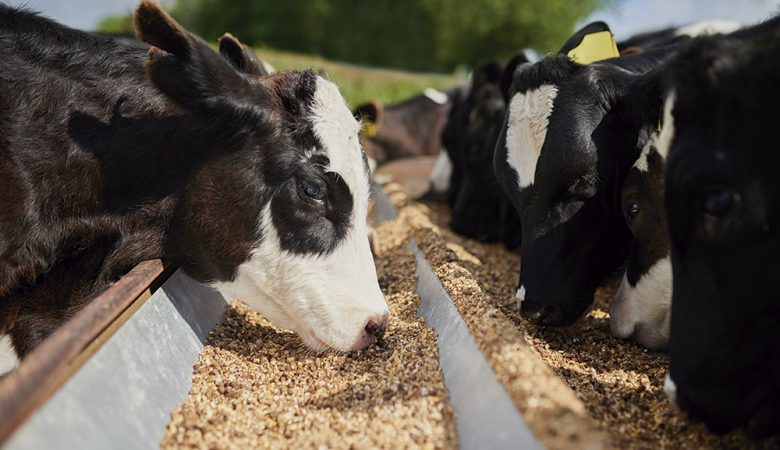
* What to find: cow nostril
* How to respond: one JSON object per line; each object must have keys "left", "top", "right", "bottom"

{"left": 521, "top": 300, "right": 565, "bottom": 327}
{"left": 365, "top": 320, "right": 386, "bottom": 341}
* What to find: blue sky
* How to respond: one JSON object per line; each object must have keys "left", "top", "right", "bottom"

{"left": 584, "top": 0, "right": 779, "bottom": 39}
{"left": 6, "top": 0, "right": 780, "bottom": 39}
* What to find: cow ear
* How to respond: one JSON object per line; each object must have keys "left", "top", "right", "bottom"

{"left": 559, "top": 21, "right": 612, "bottom": 54}
{"left": 218, "top": 33, "right": 271, "bottom": 76}
{"left": 134, "top": 1, "right": 255, "bottom": 111}
{"left": 500, "top": 53, "right": 530, "bottom": 101}
{"left": 560, "top": 21, "right": 620, "bottom": 64}
{"left": 353, "top": 101, "right": 383, "bottom": 138}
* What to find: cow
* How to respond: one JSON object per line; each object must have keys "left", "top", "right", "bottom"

{"left": 494, "top": 21, "right": 681, "bottom": 325}
{"left": 352, "top": 88, "right": 451, "bottom": 169}
{"left": 0, "top": 1, "right": 389, "bottom": 374}
{"left": 609, "top": 15, "right": 779, "bottom": 374}
{"left": 578, "top": 20, "right": 745, "bottom": 348}
{"left": 617, "top": 20, "right": 741, "bottom": 53}
{"left": 443, "top": 57, "right": 527, "bottom": 248}
{"left": 609, "top": 132, "right": 671, "bottom": 349}
{"left": 663, "top": 18, "right": 780, "bottom": 437}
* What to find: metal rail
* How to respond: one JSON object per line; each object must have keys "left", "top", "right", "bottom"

{"left": 0, "top": 259, "right": 170, "bottom": 443}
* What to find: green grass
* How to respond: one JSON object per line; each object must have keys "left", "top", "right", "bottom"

{"left": 255, "top": 47, "right": 466, "bottom": 107}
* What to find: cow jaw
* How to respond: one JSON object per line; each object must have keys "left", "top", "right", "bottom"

{"left": 217, "top": 206, "right": 388, "bottom": 353}
{"left": 610, "top": 256, "right": 672, "bottom": 349}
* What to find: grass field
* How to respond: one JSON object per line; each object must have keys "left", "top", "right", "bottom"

{"left": 255, "top": 47, "right": 467, "bottom": 107}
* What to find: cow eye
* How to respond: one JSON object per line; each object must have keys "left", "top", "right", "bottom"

{"left": 298, "top": 178, "right": 326, "bottom": 202}
{"left": 625, "top": 202, "right": 641, "bottom": 222}
{"left": 701, "top": 189, "right": 738, "bottom": 217}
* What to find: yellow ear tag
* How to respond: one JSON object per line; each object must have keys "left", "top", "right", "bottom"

{"left": 567, "top": 30, "right": 620, "bottom": 64}
{"left": 361, "top": 121, "right": 379, "bottom": 139}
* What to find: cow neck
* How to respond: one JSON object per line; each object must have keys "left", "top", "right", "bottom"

{"left": 86, "top": 106, "right": 235, "bottom": 214}
{"left": 67, "top": 108, "right": 242, "bottom": 277}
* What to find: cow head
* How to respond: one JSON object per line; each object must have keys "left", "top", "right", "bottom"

{"left": 610, "top": 131, "right": 671, "bottom": 349}
{"left": 441, "top": 84, "right": 471, "bottom": 207}
{"left": 494, "top": 22, "right": 669, "bottom": 326}
{"left": 664, "top": 29, "right": 780, "bottom": 437}
{"left": 135, "top": 1, "right": 388, "bottom": 352}
{"left": 448, "top": 61, "right": 505, "bottom": 240}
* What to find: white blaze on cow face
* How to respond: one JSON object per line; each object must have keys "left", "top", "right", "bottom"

{"left": 0, "top": 334, "right": 19, "bottom": 376}
{"left": 633, "top": 134, "right": 657, "bottom": 173}
{"left": 656, "top": 91, "right": 676, "bottom": 160}
{"left": 505, "top": 84, "right": 558, "bottom": 189}
{"left": 214, "top": 77, "right": 389, "bottom": 353}
{"left": 610, "top": 256, "right": 672, "bottom": 349}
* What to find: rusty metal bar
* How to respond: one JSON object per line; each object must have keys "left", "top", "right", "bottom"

{"left": 0, "top": 259, "right": 169, "bottom": 443}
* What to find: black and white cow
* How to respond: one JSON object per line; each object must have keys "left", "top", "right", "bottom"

{"left": 663, "top": 18, "right": 780, "bottom": 437}
{"left": 494, "top": 22, "right": 680, "bottom": 326}
{"left": 617, "top": 20, "right": 741, "bottom": 53}
{"left": 0, "top": 1, "right": 388, "bottom": 374}
{"left": 598, "top": 20, "right": 748, "bottom": 349}
{"left": 610, "top": 21, "right": 770, "bottom": 351}
{"left": 610, "top": 132, "right": 671, "bottom": 349}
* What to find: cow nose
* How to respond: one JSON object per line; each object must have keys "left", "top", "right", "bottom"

{"left": 365, "top": 319, "right": 387, "bottom": 341}
{"left": 521, "top": 299, "right": 565, "bottom": 326}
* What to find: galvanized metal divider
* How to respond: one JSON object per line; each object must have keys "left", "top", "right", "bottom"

{"left": 0, "top": 260, "right": 169, "bottom": 443}
{"left": 372, "top": 185, "right": 542, "bottom": 450}
{"left": 0, "top": 262, "right": 227, "bottom": 449}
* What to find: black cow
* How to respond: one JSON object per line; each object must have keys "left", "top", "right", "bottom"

{"left": 0, "top": 1, "right": 388, "bottom": 374}
{"left": 663, "top": 18, "right": 780, "bottom": 437}
{"left": 494, "top": 22, "right": 680, "bottom": 325}
{"left": 444, "top": 57, "right": 526, "bottom": 248}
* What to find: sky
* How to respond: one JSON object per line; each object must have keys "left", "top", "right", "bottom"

{"left": 584, "top": 0, "right": 780, "bottom": 39}
{"left": 6, "top": 0, "right": 780, "bottom": 39}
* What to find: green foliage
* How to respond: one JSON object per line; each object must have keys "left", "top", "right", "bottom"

{"left": 256, "top": 47, "right": 466, "bottom": 106}
{"left": 95, "top": 14, "right": 134, "bottom": 35}
{"left": 91, "top": 8, "right": 466, "bottom": 106}
{"left": 171, "top": 0, "right": 606, "bottom": 72}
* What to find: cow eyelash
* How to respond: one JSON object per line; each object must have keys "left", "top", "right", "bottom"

{"left": 571, "top": 174, "right": 598, "bottom": 191}
{"left": 562, "top": 173, "right": 599, "bottom": 203}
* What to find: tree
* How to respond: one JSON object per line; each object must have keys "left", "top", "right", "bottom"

{"left": 96, "top": 14, "right": 135, "bottom": 35}
{"left": 167, "top": 0, "right": 607, "bottom": 72}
